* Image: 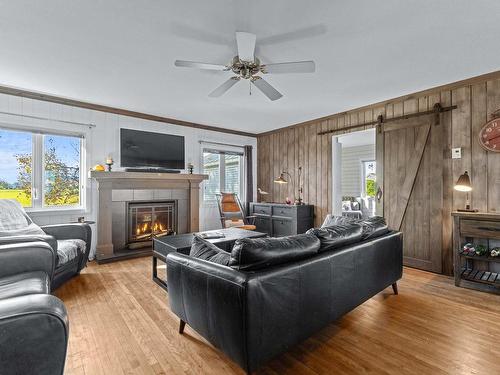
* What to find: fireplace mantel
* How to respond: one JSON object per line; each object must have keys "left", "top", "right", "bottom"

{"left": 90, "top": 171, "right": 208, "bottom": 262}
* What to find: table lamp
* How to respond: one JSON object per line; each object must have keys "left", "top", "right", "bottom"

{"left": 274, "top": 166, "right": 304, "bottom": 205}
{"left": 454, "top": 171, "right": 478, "bottom": 212}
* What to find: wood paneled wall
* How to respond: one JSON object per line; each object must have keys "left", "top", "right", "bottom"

{"left": 257, "top": 74, "right": 500, "bottom": 275}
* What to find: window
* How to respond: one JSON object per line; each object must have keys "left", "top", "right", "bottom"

{"left": 202, "top": 149, "right": 243, "bottom": 202}
{"left": 0, "top": 127, "right": 84, "bottom": 210}
{"left": 362, "top": 160, "right": 376, "bottom": 198}
{"left": 0, "top": 129, "right": 33, "bottom": 207}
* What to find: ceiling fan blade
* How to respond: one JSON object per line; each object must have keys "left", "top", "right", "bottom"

{"left": 208, "top": 77, "right": 240, "bottom": 97}
{"left": 251, "top": 77, "right": 283, "bottom": 101}
{"left": 174, "top": 60, "right": 228, "bottom": 71}
{"left": 261, "top": 61, "right": 315, "bottom": 74}
{"left": 236, "top": 32, "right": 256, "bottom": 63}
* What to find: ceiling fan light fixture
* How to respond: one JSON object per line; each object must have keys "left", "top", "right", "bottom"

{"left": 174, "top": 31, "right": 315, "bottom": 101}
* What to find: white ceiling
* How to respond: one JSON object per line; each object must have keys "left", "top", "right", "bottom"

{"left": 1, "top": 1, "right": 500, "bottom": 134}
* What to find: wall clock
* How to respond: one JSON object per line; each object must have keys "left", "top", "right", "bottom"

{"left": 479, "top": 116, "right": 500, "bottom": 152}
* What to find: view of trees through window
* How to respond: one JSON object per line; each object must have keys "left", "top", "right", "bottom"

{"left": 43, "top": 135, "right": 81, "bottom": 206}
{"left": 203, "top": 150, "right": 242, "bottom": 201}
{"left": 0, "top": 128, "right": 82, "bottom": 208}
{"left": 363, "top": 160, "right": 376, "bottom": 197}
{"left": 0, "top": 129, "right": 33, "bottom": 206}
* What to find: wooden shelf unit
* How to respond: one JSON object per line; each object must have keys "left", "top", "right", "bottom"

{"left": 452, "top": 211, "right": 500, "bottom": 295}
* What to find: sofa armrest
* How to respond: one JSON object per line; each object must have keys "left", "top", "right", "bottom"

{"left": 42, "top": 223, "right": 92, "bottom": 269}
{"left": 0, "top": 241, "right": 55, "bottom": 280}
{"left": 0, "top": 234, "right": 57, "bottom": 252}
{"left": 166, "top": 253, "right": 250, "bottom": 372}
{"left": 0, "top": 294, "right": 68, "bottom": 375}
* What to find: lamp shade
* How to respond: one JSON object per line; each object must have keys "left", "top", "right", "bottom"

{"left": 274, "top": 173, "right": 288, "bottom": 184}
{"left": 454, "top": 171, "right": 472, "bottom": 192}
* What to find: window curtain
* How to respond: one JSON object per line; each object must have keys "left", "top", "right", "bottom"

{"left": 244, "top": 145, "right": 253, "bottom": 214}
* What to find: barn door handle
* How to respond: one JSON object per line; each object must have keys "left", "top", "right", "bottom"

{"left": 376, "top": 187, "right": 383, "bottom": 203}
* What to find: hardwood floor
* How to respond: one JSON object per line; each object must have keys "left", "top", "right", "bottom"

{"left": 55, "top": 258, "right": 500, "bottom": 375}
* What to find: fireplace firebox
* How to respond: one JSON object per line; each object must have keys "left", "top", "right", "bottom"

{"left": 127, "top": 201, "right": 177, "bottom": 249}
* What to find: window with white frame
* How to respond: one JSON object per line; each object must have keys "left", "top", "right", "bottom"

{"left": 0, "top": 127, "right": 85, "bottom": 209}
{"left": 202, "top": 148, "right": 243, "bottom": 202}
{"left": 361, "top": 160, "right": 376, "bottom": 198}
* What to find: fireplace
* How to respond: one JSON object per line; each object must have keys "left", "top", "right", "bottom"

{"left": 127, "top": 201, "right": 177, "bottom": 249}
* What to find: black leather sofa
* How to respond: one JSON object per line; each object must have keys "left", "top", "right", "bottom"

{"left": 166, "top": 220, "right": 402, "bottom": 374}
{"left": 0, "top": 240, "right": 69, "bottom": 375}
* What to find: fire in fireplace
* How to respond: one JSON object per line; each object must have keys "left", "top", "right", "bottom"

{"left": 128, "top": 201, "right": 177, "bottom": 249}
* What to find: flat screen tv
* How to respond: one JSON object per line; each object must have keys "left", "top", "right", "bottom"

{"left": 120, "top": 129, "right": 185, "bottom": 170}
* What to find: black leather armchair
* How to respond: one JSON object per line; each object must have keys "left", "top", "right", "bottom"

{"left": 0, "top": 223, "right": 92, "bottom": 290}
{"left": 41, "top": 223, "right": 92, "bottom": 289}
{"left": 0, "top": 241, "right": 69, "bottom": 375}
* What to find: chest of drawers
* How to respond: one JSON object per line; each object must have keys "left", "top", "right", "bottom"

{"left": 249, "top": 202, "right": 314, "bottom": 237}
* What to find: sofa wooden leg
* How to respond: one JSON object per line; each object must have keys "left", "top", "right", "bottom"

{"left": 179, "top": 319, "right": 186, "bottom": 334}
{"left": 392, "top": 282, "right": 399, "bottom": 295}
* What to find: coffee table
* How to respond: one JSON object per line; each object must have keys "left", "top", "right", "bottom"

{"left": 152, "top": 227, "right": 267, "bottom": 291}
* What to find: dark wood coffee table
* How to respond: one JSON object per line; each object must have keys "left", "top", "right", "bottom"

{"left": 152, "top": 227, "right": 266, "bottom": 291}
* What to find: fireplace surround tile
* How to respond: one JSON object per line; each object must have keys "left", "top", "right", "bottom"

{"left": 133, "top": 190, "right": 154, "bottom": 201}
{"left": 112, "top": 189, "right": 133, "bottom": 202}
{"left": 154, "top": 189, "right": 172, "bottom": 200}
{"left": 171, "top": 189, "right": 189, "bottom": 200}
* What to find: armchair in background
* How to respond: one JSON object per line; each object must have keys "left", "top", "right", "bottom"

{"left": 215, "top": 192, "right": 256, "bottom": 231}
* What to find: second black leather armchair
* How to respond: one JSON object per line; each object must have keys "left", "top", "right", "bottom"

{"left": 0, "top": 241, "right": 69, "bottom": 375}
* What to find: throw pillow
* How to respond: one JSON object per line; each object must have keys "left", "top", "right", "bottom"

{"left": 189, "top": 235, "right": 230, "bottom": 266}
{"left": 321, "top": 214, "right": 357, "bottom": 228}
{"left": 229, "top": 233, "right": 320, "bottom": 271}
{"left": 0, "top": 199, "right": 45, "bottom": 237}
{"left": 307, "top": 222, "right": 363, "bottom": 252}
{"left": 360, "top": 216, "right": 389, "bottom": 240}
{"left": 341, "top": 201, "right": 352, "bottom": 211}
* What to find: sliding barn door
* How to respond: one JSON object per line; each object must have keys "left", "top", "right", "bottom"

{"left": 376, "top": 114, "right": 443, "bottom": 273}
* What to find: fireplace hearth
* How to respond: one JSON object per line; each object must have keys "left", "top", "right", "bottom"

{"left": 128, "top": 201, "right": 177, "bottom": 249}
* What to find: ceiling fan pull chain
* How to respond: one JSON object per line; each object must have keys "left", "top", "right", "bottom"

{"left": 249, "top": 80, "right": 252, "bottom": 96}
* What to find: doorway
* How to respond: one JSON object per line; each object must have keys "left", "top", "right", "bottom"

{"left": 331, "top": 129, "right": 377, "bottom": 220}
{"left": 331, "top": 114, "right": 443, "bottom": 273}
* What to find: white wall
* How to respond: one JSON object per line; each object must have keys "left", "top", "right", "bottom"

{"left": 340, "top": 144, "right": 375, "bottom": 197}
{"left": 0, "top": 93, "right": 257, "bottom": 252}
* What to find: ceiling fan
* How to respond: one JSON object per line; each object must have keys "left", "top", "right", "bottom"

{"left": 174, "top": 32, "right": 315, "bottom": 101}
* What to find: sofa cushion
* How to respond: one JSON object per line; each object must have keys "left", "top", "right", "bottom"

{"left": 321, "top": 214, "right": 357, "bottom": 228}
{"left": 57, "top": 239, "right": 86, "bottom": 267}
{"left": 318, "top": 215, "right": 389, "bottom": 247}
{"left": 360, "top": 216, "right": 389, "bottom": 240}
{"left": 0, "top": 271, "right": 50, "bottom": 300}
{"left": 189, "top": 236, "right": 230, "bottom": 266}
{"left": 307, "top": 222, "right": 363, "bottom": 252}
{"left": 229, "top": 234, "right": 320, "bottom": 271}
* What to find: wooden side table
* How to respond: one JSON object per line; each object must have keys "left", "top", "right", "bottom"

{"left": 452, "top": 211, "right": 500, "bottom": 294}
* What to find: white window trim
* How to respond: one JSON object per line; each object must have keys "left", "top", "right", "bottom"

{"left": 200, "top": 144, "right": 246, "bottom": 206}
{"left": 0, "top": 122, "right": 90, "bottom": 214}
